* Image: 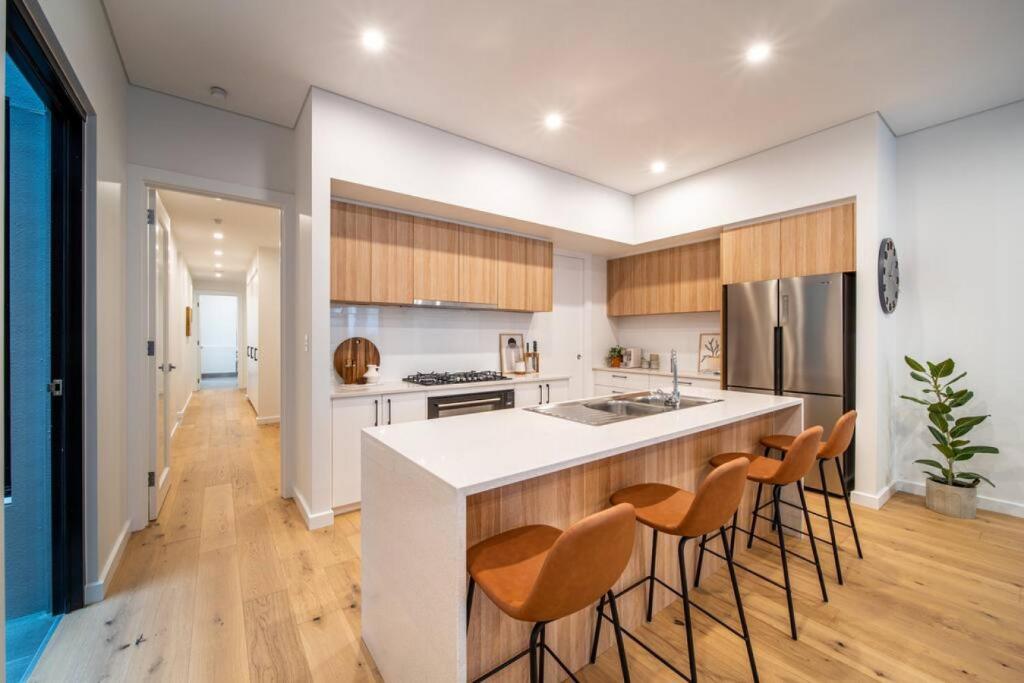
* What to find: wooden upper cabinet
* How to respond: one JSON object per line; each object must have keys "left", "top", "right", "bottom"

{"left": 413, "top": 217, "right": 461, "bottom": 301}
{"left": 525, "top": 239, "right": 553, "bottom": 312}
{"left": 331, "top": 202, "right": 373, "bottom": 303}
{"left": 607, "top": 239, "right": 720, "bottom": 316}
{"left": 780, "top": 203, "right": 856, "bottom": 277}
{"left": 370, "top": 208, "right": 414, "bottom": 304}
{"left": 720, "top": 219, "right": 782, "bottom": 284}
{"left": 459, "top": 226, "right": 498, "bottom": 305}
{"left": 496, "top": 232, "right": 528, "bottom": 311}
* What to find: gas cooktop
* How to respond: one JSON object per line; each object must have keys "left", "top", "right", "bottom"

{"left": 403, "top": 371, "right": 510, "bottom": 386}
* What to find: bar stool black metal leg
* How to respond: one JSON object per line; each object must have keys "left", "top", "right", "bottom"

{"left": 606, "top": 590, "right": 631, "bottom": 683}
{"left": 797, "top": 481, "right": 829, "bottom": 603}
{"left": 747, "top": 482, "right": 764, "bottom": 549}
{"left": 647, "top": 529, "right": 659, "bottom": 619}
{"left": 721, "top": 525, "right": 759, "bottom": 682}
{"left": 677, "top": 537, "right": 698, "bottom": 682}
{"left": 529, "top": 622, "right": 544, "bottom": 683}
{"left": 539, "top": 624, "right": 547, "bottom": 682}
{"left": 589, "top": 593, "right": 607, "bottom": 664}
{"left": 772, "top": 486, "right": 798, "bottom": 640}
{"left": 467, "top": 577, "right": 476, "bottom": 633}
{"left": 836, "top": 459, "right": 864, "bottom": 558}
{"left": 818, "top": 459, "right": 844, "bottom": 585}
{"left": 693, "top": 532, "right": 707, "bottom": 588}
{"left": 729, "top": 510, "right": 739, "bottom": 553}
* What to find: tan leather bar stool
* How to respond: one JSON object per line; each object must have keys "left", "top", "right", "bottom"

{"left": 589, "top": 459, "right": 758, "bottom": 682}
{"left": 760, "top": 411, "right": 862, "bottom": 584}
{"left": 695, "top": 426, "right": 828, "bottom": 641}
{"left": 466, "top": 504, "right": 635, "bottom": 683}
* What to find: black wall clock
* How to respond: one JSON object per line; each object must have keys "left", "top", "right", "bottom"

{"left": 877, "top": 238, "right": 899, "bottom": 313}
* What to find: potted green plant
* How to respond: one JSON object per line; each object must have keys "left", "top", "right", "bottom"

{"left": 900, "top": 356, "right": 998, "bottom": 518}
{"left": 607, "top": 345, "right": 625, "bottom": 368}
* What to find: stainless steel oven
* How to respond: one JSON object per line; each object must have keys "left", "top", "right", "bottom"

{"left": 427, "top": 389, "right": 515, "bottom": 419}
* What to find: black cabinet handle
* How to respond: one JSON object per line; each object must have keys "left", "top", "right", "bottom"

{"left": 539, "top": 384, "right": 543, "bottom": 404}
{"left": 387, "top": 398, "right": 392, "bottom": 425}
{"left": 546, "top": 383, "right": 550, "bottom": 404}
{"left": 254, "top": 347, "right": 258, "bottom": 362}
{"left": 374, "top": 399, "right": 379, "bottom": 426}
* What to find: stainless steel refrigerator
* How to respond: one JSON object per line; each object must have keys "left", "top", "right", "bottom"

{"left": 725, "top": 273, "right": 855, "bottom": 493}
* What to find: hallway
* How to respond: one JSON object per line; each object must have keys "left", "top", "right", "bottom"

{"left": 30, "top": 389, "right": 379, "bottom": 681}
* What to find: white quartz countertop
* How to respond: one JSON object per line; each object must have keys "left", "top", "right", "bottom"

{"left": 593, "top": 365, "right": 721, "bottom": 381}
{"left": 363, "top": 387, "right": 801, "bottom": 495}
{"left": 331, "top": 373, "right": 570, "bottom": 398}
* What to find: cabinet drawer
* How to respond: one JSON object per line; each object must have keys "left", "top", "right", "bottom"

{"left": 593, "top": 384, "right": 631, "bottom": 397}
{"left": 593, "top": 370, "right": 649, "bottom": 390}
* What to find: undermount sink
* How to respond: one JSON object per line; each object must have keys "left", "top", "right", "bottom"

{"left": 526, "top": 391, "right": 722, "bottom": 425}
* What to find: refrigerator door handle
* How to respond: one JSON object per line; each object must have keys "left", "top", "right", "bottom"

{"left": 774, "top": 325, "right": 783, "bottom": 394}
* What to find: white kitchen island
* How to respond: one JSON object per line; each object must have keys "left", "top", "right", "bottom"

{"left": 360, "top": 387, "right": 803, "bottom": 682}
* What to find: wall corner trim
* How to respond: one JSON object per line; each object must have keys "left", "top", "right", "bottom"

{"left": 294, "top": 488, "right": 334, "bottom": 530}
{"left": 850, "top": 481, "right": 897, "bottom": 510}
{"left": 84, "top": 519, "right": 131, "bottom": 605}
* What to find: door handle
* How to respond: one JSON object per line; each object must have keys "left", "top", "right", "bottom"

{"left": 545, "top": 383, "right": 550, "bottom": 403}
{"left": 539, "top": 385, "right": 543, "bottom": 404}
{"left": 374, "top": 399, "right": 379, "bottom": 426}
{"left": 387, "top": 398, "right": 392, "bottom": 424}
{"left": 168, "top": 364, "right": 177, "bottom": 371}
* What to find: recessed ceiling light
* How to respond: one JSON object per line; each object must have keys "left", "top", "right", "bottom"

{"left": 746, "top": 42, "right": 772, "bottom": 64}
{"left": 214, "top": 249, "right": 223, "bottom": 256}
{"left": 213, "top": 232, "right": 224, "bottom": 240}
{"left": 544, "top": 112, "right": 564, "bottom": 131}
{"left": 651, "top": 160, "right": 667, "bottom": 174}
{"left": 209, "top": 85, "right": 228, "bottom": 101}
{"left": 215, "top": 272, "right": 223, "bottom": 278}
{"left": 362, "top": 28, "right": 386, "bottom": 53}
{"left": 215, "top": 263, "right": 223, "bottom": 268}
{"left": 214, "top": 197, "right": 222, "bottom": 202}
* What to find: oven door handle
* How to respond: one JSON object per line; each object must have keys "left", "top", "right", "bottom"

{"left": 438, "top": 397, "right": 503, "bottom": 409}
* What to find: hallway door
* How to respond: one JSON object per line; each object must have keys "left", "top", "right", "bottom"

{"left": 147, "top": 189, "right": 172, "bottom": 519}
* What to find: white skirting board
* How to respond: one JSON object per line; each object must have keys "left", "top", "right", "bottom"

{"left": 255, "top": 415, "right": 280, "bottom": 425}
{"left": 84, "top": 519, "right": 131, "bottom": 604}
{"left": 851, "top": 480, "right": 1023, "bottom": 518}
{"left": 294, "top": 489, "right": 334, "bottom": 530}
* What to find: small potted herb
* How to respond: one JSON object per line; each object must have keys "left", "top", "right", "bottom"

{"left": 900, "top": 356, "right": 998, "bottom": 518}
{"left": 607, "top": 346, "right": 625, "bottom": 368}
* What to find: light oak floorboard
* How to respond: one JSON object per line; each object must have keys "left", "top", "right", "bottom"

{"left": 31, "top": 388, "right": 1024, "bottom": 682}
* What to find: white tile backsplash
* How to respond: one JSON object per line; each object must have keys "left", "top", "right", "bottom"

{"left": 611, "top": 312, "right": 720, "bottom": 374}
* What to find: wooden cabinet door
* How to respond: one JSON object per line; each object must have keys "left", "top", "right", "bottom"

{"left": 331, "top": 202, "right": 373, "bottom": 302}
{"left": 720, "top": 219, "right": 781, "bottom": 284}
{"left": 459, "top": 226, "right": 498, "bottom": 305}
{"left": 676, "top": 239, "right": 721, "bottom": 311}
{"left": 413, "top": 216, "right": 461, "bottom": 301}
{"left": 525, "top": 239, "right": 553, "bottom": 312}
{"left": 780, "top": 203, "right": 856, "bottom": 277}
{"left": 607, "top": 255, "right": 641, "bottom": 316}
{"left": 370, "top": 208, "right": 414, "bottom": 304}
{"left": 496, "top": 232, "right": 528, "bottom": 311}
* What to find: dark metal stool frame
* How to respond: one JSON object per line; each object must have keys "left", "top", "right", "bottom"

{"left": 467, "top": 580, "right": 631, "bottom": 683}
{"left": 588, "top": 526, "right": 758, "bottom": 682}
{"left": 694, "top": 479, "right": 829, "bottom": 640}
{"left": 762, "top": 445, "right": 864, "bottom": 585}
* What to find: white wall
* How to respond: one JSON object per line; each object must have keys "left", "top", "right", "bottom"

{"left": 892, "top": 100, "right": 1024, "bottom": 513}
{"left": 127, "top": 86, "right": 293, "bottom": 194}
{"left": 197, "top": 295, "right": 238, "bottom": 375}
{"left": 256, "top": 247, "right": 281, "bottom": 419}
{"left": 36, "top": 0, "right": 131, "bottom": 600}
{"left": 632, "top": 114, "right": 896, "bottom": 501}
{"left": 194, "top": 279, "right": 247, "bottom": 388}
{"left": 610, "top": 313, "right": 721, "bottom": 375}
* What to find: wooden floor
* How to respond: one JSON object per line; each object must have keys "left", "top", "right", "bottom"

{"left": 32, "top": 389, "right": 1024, "bottom": 681}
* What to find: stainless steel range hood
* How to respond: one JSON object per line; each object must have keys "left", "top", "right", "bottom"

{"left": 411, "top": 299, "right": 498, "bottom": 310}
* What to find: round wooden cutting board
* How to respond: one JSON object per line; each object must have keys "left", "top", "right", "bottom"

{"left": 333, "top": 337, "right": 381, "bottom": 385}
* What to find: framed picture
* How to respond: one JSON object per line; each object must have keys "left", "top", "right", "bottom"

{"left": 499, "top": 333, "right": 525, "bottom": 375}
{"left": 698, "top": 332, "right": 721, "bottom": 375}
{"left": 185, "top": 306, "right": 192, "bottom": 337}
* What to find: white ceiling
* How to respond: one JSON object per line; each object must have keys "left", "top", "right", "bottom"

{"left": 105, "top": 0, "right": 1024, "bottom": 194}
{"left": 159, "top": 189, "right": 280, "bottom": 283}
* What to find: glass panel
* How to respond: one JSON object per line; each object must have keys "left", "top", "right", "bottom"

{"left": 4, "top": 52, "right": 59, "bottom": 683}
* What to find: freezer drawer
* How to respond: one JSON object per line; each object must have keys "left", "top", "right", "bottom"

{"left": 784, "top": 391, "right": 849, "bottom": 494}
{"left": 780, "top": 275, "right": 844, "bottom": 396}
{"left": 726, "top": 280, "right": 778, "bottom": 392}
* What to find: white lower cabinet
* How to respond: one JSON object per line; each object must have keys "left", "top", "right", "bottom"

{"left": 515, "top": 379, "right": 569, "bottom": 408}
{"left": 591, "top": 370, "right": 721, "bottom": 397}
{"left": 332, "top": 391, "right": 427, "bottom": 508}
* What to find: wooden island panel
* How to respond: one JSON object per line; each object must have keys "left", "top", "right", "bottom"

{"left": 465, "top": 406, "right": 800, "bottom": 681}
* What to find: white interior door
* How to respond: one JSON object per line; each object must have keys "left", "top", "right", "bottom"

{"left": 148, "top": 189, "right": 172, "bottom": 520}
{"left": 549, "top": 254, "right": 586, "bottom": 398}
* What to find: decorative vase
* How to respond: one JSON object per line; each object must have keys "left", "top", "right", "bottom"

{"left": 610, "top": 357, "right": 622, "bottom": 368}
{"left": 925, "top": 478, "right": 977, "bottom": 519}
{"left": 363, "top": 364, "right": 380, "bottom": 385}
